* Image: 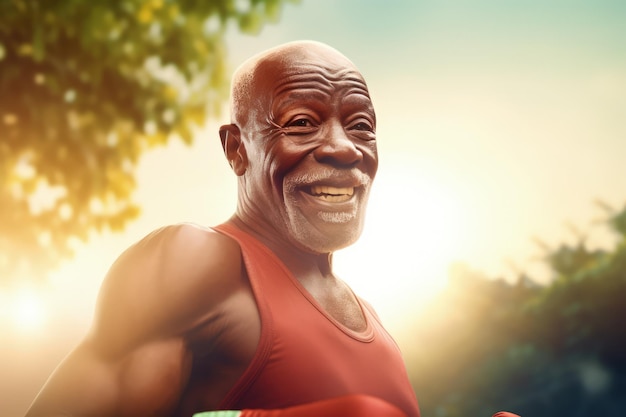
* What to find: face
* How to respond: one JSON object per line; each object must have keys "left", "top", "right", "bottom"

{"left": 236, "top": 45, "right": 378, "bottom": 254}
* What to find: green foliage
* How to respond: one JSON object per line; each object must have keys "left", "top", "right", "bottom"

{"left": 407, "top": 203, "right": 626, "bottom": 417}
{"left": 0, "top": 0, "right": 297, "bottom": 285}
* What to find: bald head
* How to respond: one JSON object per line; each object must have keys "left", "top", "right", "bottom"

{"left": 229, "top": 41, "right": 366, "bottom": 129}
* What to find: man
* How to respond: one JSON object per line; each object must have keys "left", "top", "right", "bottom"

{"left": 26, "top": 41, "right": 517, "bottom": 417}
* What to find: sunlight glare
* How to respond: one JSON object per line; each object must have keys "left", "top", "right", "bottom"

{"left": 10, "top": 290, "right": 46, "bottom": 332}
{"left": 335, "top": 162, "right": 467, "bottom": 328}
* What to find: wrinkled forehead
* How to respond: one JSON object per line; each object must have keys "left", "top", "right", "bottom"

{"left": 267, "top": 64, "right": 368, "bottom": 98}
{"left": 230, "top": 42, "right": 372, "bottom": 126}
{"left": 253, "top": 46, "right": 370, "bottom": 97}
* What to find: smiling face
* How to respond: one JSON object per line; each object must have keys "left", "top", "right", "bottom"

{"left": 225, "top": 41, "right": 378, "bottom": 254}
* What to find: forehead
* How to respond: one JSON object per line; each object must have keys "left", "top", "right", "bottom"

{"left": 254, "top": 49, "right": 371, "bottom": 100}
{"left": 273, "top": 64, "right": 370, "bottom": 98}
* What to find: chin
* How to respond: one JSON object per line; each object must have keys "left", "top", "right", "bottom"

{"left": 289, "top": 216, "right": 365, "bottom": 254}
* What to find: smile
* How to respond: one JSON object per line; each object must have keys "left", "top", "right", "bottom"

{"left": 308, "top": 185, "right": 355, "bottom": 203}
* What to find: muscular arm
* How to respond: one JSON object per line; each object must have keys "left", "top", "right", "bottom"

{"left": 26, "top": 336, "right": 190, "bottom": 416}
{"left": 25, "top": 224, "right": 246, "bottom": 417}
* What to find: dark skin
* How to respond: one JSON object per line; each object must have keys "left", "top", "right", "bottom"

{"left": 25, "top": 41, "right": 379, "bottom": 417}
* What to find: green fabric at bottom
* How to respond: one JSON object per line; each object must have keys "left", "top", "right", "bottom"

{"left": 192, "top": 410, "right": 242, "bottom": 417}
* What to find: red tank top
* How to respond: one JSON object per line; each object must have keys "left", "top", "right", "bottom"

{"left": 214, "top": 224, "right": 420, "bottom": 417}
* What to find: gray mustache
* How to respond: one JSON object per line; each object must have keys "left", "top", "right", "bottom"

{"left": 285, "top": 169, "right": 371, "bottom": 191}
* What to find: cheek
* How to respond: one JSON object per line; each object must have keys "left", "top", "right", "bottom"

{"left": 268, "top": 137, "right": 316, "bottom": 175}
{"left": 360, "top": 142, "right": 379, "bottom": 176}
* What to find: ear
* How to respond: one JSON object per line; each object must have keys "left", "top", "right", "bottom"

{"left": 219, "top": 124, "right": 247, "bottom": 176}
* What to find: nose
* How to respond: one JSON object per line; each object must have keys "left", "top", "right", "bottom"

{"left": 313, "top": 122, "right": 363, "bottom": 168}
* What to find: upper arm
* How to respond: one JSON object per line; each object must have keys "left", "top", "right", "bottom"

{"left": 26, "top": 223, "right": 244, "bottom": 417}
{"left": 26, "top": 336, "right": 192, "bottom": 417}
{"left": 25, "top": 338, "right": 124, "bottom": 417}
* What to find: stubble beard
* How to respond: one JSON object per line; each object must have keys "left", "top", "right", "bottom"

{"left": 282, "top": 170, "right": 372, "bottom": 254}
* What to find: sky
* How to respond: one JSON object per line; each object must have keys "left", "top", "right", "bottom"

{"left": 3, "top": 0, "right": 626, "bottom": 415}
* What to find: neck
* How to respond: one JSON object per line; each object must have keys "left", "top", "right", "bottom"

{"left": 227, "top": 215, "right": 335, "bottom": 282}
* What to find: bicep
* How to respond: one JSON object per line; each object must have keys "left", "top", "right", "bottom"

{"left": 26, "top": 340, "right": 121, "bottom": 417}
{"left": 26, "top": 337, "right": 191, "bottom": 417}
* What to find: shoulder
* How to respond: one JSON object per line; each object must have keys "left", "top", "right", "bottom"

{"left": 134, "top": 222, "right": 242, "bottom": 275}
{"left": 106, "top": 222, "right": 243, "bottom": 297}
{"left": 90, "top": 223, "right": 245, "bottom": 356}
{"left": 125, "top": 222, "right": 240, "bottom": 261}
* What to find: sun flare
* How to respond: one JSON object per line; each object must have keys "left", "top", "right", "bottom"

{"left": 8, "top": 289, "right": 46, "bottom": 332}
{"left": 335, "top": 162, "right": 467, "bottom": 328}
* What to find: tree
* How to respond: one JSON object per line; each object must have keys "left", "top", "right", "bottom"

{"left": 0, "top": 0, "right": 297, "bottom": 286}
{"left": 406, "top": 202, "right": 626, "bottom": 417}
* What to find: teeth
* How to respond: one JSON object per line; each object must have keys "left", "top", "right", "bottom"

{"left": 310, "top": 186, "right": 354, "bottom": 196}
{"left": 309, "top": 185, "right": 354, "bottom": 203}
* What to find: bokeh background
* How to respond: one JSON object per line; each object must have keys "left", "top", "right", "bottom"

{"left": 2, "top": 0, "right": 626, "bottom": 416}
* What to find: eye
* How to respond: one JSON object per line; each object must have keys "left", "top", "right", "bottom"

{"left": 287, "top": 118, "right": 313, "bottom": 127}
{"left": 346, "top": 117, "right": 375, "bottom": 141}
{"left": 348, "top": 117, "right": 375, "bottom": 133}
{"left": 281, "top": 115, "right": 318, "bottom": 135}
{"left": 351, "top": 121, "right": 374, "bottom": 132}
